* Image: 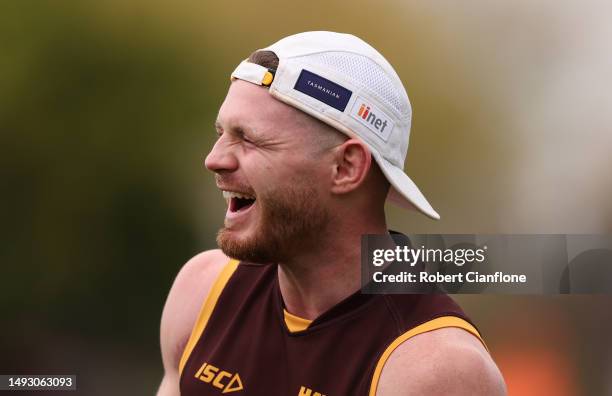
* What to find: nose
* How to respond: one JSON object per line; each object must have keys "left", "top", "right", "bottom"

{"left": 204, "top": 135, "right": 238, "bottom": 173}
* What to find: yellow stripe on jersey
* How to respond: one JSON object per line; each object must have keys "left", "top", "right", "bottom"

{"left": 179, "top": 259, "right": 240, "bottom": 375}
{"left": 284, "top": 309, "right": 313, "bottom": 333}
{"left": 368, "top": 316, "right": 488, "bottom": 396}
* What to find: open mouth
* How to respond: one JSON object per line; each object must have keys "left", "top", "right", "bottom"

{"left": 223, "top": 191, "right": 256, "bottom": 213}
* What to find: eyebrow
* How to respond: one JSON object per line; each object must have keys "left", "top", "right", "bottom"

{"left": 214, "top": 120, "right": 255, "bottom": 139}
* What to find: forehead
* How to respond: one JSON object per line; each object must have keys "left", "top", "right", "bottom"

{"left": 217, "top": 80, "right": 312, "bottom": 138}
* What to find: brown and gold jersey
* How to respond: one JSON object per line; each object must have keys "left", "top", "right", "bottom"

{"left": 179, "top": 260, "right": 484, "bottom": 396}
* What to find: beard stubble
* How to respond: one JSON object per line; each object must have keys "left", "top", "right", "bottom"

{"left": 217, "top": 182, "right": 330, "bottom": 264}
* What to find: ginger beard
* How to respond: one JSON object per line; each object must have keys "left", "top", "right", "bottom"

{"left": 217, "top": 179, "right": 331, "bottom": 264}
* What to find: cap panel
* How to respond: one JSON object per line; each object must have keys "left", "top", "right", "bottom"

{"left": 264, "top": 32, "right": 407, "bottom": 95}
{"left": 264, "top": 31, "right": 382, "bottom": 60}
{"left": 270, "top": 57, "right": 407, "bottom": 168}
{"left": 298, "top": 51, "right": 411, "bottom": 118}
{"left": 288, "top": 50, "right": 411, "bottom": 163}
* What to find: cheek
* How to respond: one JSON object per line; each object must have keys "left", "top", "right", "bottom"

{"left": 285, "top": 165, "right": 331, "bottom": 197}
{"left": 246, "top": 161, "right": 277, "bottom": 185}
{"left": 238, "top": 152, "right": 274, "bottom": 179}
{"left": 245, "top": 152, "right": 330, "bottom": 193}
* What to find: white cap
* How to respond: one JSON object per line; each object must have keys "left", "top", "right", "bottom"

{"left": 230, "top": 31, "right": 440, "bottom": 220}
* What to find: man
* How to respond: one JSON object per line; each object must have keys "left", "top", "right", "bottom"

{"left": 158, "top": 31, "right": 506, "bottom": 395}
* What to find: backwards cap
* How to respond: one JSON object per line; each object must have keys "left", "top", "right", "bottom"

{"left": 231, "top": 31, "right": 440, "bottom": 220}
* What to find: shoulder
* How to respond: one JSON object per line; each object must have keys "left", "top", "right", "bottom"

{"left": 160, "top": 249, "right": 232, "bottom": 372}
{"left": 375, "top": 327, "right": 507, "bottom": 396}
{"left": 168, "top": 249, "right": 231, "bottom": 301}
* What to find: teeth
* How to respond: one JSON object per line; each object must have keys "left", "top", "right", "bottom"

{"left": 222, "top": 190, "right": 255, "bottom": 200}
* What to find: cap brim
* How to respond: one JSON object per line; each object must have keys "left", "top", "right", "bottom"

{"left": 373, "top": 153, "right": 440, "bottom": 220}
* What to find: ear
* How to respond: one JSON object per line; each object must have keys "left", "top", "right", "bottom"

{"left": 330, "top": 139, "right": 372, "bottom": 195}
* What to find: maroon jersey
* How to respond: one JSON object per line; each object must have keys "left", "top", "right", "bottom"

{"left": 179, "top": 260, "right": 484, "bottom": 396}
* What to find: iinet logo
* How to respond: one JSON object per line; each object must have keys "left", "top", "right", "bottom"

{"left": 350, "top": 98, "right": 394, "bottom": 142}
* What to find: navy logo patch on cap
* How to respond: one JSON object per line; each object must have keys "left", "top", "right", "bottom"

{"left": 294, "top": 70, "right": 352, "bottom": 112}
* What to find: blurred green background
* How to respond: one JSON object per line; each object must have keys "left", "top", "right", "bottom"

{"left": 1, "top": 1, "right": 611, "bottom": 395}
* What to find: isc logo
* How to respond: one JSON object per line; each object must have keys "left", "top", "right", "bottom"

{"left": 194, "top": 362, "right": 244, "bottom": 393}
{"left": 350, "top": 97, "right": 394, "bottom": 142}
{"left": 298, "top": 385, "right": 327, "bottom": 396}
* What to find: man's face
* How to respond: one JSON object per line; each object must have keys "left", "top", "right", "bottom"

{"left": 206, "top": 81, "right": 333, "bottom": 264}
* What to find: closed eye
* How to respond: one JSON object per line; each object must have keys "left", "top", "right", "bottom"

{"left": 214, "top": 120, "right": 258, "bottom": 146}
{"left": 231, "top": 126, "right": 258, "bottom": 146}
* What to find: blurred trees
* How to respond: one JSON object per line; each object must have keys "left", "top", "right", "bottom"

{"left": 0, "top": 3, "right": 212, "bottom": 379}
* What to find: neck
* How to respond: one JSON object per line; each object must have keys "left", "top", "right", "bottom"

{"left": 277, "top": 215, "right": 388, "bottom": 320}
